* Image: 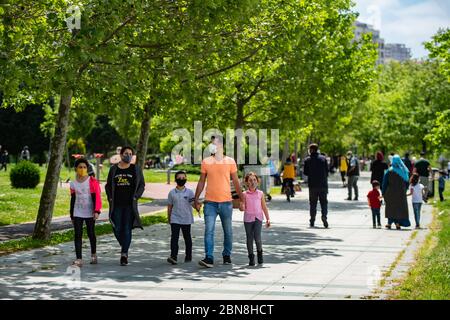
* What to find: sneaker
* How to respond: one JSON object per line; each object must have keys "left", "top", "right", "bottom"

{"left": 223, "top": 255, "right": 232, "bottom": 265}
{"left": 321, "top": 217, "right": 329, "bottom": 229}
{"left": 90, "top": 254, "right": 98, "bottom": 265}
{"left": 353, "top": 197, "right": 358, "bottom": 201}
{"left": 120, "top": 255, "right": 128, "bottom": 266}
{"left": 385, "top": 224, "right": 391, "bottom": 229}
{"left": 377, "top": 224, "right": 382, "bottom": 229}
{"left": 72, "top": 259, "right": 83, "bottom": 267}
{"left": 185, "top": 256, "right": 192, "bottom": 263}
{"left": 309, "top": 219, "right": 315, "bottom": 228}
{"left": 345, "top": 197, "right": 352, "bottom": 201}
{"left": 198, "top": 258, "right": 214, "bottom": 268}
{"left": 167, "top": 256, "right": 177, "bottom": 265}
{"left": 373, "top": 225, "right": 377, "bottom": 229}
{"left": 415, "top": 225, "right": 420, "bottom": 229}
{"left": 248, "top": 254, "right": 255, "bottom": 266}
{"left": 395, "top": 224, "right": 401, "bottom": 230}
{"left": 257, "top": 251, "right": 263, "bottom": 264}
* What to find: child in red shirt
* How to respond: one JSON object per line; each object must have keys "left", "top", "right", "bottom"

{"left": 367, "top": 180, "right": 382, "bottom": 229}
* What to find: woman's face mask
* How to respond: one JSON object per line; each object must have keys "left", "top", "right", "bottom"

{"left": 122, "top": 154, "right": 132, "bottom": 163}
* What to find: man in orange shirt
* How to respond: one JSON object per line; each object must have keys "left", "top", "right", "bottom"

{"left": 194, "top": 137, "right": 244, "bottom": 268}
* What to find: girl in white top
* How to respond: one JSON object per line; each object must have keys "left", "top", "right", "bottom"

{"left": 407, "top": 173, "right": 425, "bottom": 229}
{"left": 70, "top": 158, "right": 102, "bottom": 267}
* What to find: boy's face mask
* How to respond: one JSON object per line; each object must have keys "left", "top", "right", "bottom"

{"left": 76, "top": 167, "right": 88, "bottom": 177}
{"left": 175, "top": 178, "right": 187, "bottom": 186}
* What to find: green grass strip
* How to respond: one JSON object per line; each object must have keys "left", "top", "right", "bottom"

{"left": 387, "top": 180, "right": 450, "bottom": 299}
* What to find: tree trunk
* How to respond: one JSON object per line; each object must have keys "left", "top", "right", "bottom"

{"left": 294, "top": 140, "right": 298, "bottom": 158}
{"left": 33, "top": 90, "right": 73, "bottom": 240}
{"left": 235, "top": 99, "right": 244, "bottom": 130}
{"left": 421, "top": 139, "right": 427, "bottom": 154}
{"left": 279, "top": 137, "right": 290, "bottom": 172}
{"left": 136, "top": 100, "right": 153, "bottom": 169}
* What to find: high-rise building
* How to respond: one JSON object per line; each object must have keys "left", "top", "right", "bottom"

{"left": 383, "top": 43, "right": 412, "bottom": 62}
{"left": 354, "top": 21, "right": 385, "bottom": 65}
{"left": 353, "top": 21, "right": 411, "bottom": 65}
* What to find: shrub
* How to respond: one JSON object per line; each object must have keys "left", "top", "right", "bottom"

{"left": 171, "top": 164, "right": 201, "bottom": 175}
{"left": 10, "top": 161, "right": 40, "bottom": 188}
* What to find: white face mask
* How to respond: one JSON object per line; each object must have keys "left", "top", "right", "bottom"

{"left": 209, "top": 143, "right": 217, "bottom": 154}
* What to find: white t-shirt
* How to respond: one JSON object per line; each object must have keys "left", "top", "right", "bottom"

{"left": 410, "top": 183, "right": 424, "bottom": 204}
{"left": 70, "top": 178, "right": 94, "bottom": 218}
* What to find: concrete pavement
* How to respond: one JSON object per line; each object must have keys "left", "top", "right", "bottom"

{"left": 0, "top": 172, "right": 433, "bottom": 299}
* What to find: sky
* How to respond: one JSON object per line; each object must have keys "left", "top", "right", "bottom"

{"left": 353, "top": 0, "right": 450, "bottom": 59}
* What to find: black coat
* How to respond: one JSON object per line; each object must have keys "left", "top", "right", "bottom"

{"left": 105, "top": 164, "right": 145, "bottom": 230}
{"left": 303, "top": 153, "right": 328, "bottom": 189}
{"left": 382, "top": 171, "right": 409, "bottom": 220}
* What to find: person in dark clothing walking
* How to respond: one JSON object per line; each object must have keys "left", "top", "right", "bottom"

{"left": 105, "top": 146, "right": 145, "bottom": 266}
{"left": 346, "top": 151, "right": 360, "bottom": 200}
{"left": 414, "top": 152, "right": 431, "bottom": 202}
{"left": 0, "top": 149, "right": 9, "bottom": 171}
{"left": 303, "top": 144, "right": 329, "bottom": 228}
{"left": 370, "top": 151, "right": 388, "bottom": 185}
{"left": 402, "top": 152, "right": 413, "bottom": 176}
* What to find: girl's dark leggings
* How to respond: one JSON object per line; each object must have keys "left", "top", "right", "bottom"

{"left": 244, "top": 219, "right": 263, "bottom": 255}
{"left": 73, "top": 217, "right": 96, "bottom": 259}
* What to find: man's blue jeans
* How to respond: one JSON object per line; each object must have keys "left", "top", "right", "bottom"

{"left": 203, "top": 201, "right": 233, "bottom": 261}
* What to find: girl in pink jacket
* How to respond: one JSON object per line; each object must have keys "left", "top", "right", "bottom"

{"left": 70, "top": 158, "right": 102, "bottom": 267}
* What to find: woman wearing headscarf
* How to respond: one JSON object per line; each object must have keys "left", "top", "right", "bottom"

{"left": 370, "top": 151, "right": 388, "bottom": 185}
{"left": 382, "top": 155, "right": 411, "bottom": 230}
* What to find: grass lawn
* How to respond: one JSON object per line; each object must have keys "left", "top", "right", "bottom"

{"left": 388, "top": 180, "right": 450, "bottom": 299}
{"left": 0, "top": 166, "right": 74, "bottom": 226}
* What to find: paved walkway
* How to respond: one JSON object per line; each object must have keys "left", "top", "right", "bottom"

{"left": 0, "top": 172, "right": 433, "bottom": 300}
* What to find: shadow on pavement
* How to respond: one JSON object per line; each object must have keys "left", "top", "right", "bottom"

{"left": 0, "top": 222, "right": 343, "bottom": 299}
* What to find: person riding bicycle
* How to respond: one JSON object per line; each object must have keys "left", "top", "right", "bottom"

{"left": 282, "top": 157, "right": 296, "bottom": 199}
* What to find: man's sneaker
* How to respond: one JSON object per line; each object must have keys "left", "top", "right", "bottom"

{"left": 321, "top": 217, "right": 329, "bottom": 229}
{"left": 309, "top": 220, "right": 315, "bottom": 228}
{"left": 185, "top": 256, "right": 192, "bottom": 263}
{"left": 223, "top": 255, "right": 232, "bottom": 265}
{"left": 257, "top": 250, "right": 263, "bottom": 265}
{"left": 373, "top": 225, "right": 377, "bottom": 229}
{"left": 345, "top": 197, "right": 352, "bottom": 201}
{"left": 377, "top": 224, "right": 382, "bottom": 229}
{"left": 353, "top": 197, "right": 358, "bottom": 201}
{"left": 198, "top": 258, "right": 214, "bottom": 268}
{"left": 120, "top": 255, "right": 128, "bottom": 266}
{"left": 167, "top": 256, "right": 177, "bottom": 265}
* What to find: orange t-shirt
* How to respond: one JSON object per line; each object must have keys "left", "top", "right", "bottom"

{"left": 201, "top": 156, "right": 238, "bottom": 202}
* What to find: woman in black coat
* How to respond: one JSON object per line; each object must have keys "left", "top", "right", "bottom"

{"left": 105, "top": 146, "right": 145, "bottom": 266}
{"left": 382, "top": 155, "right": 411, "bottom": 230}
